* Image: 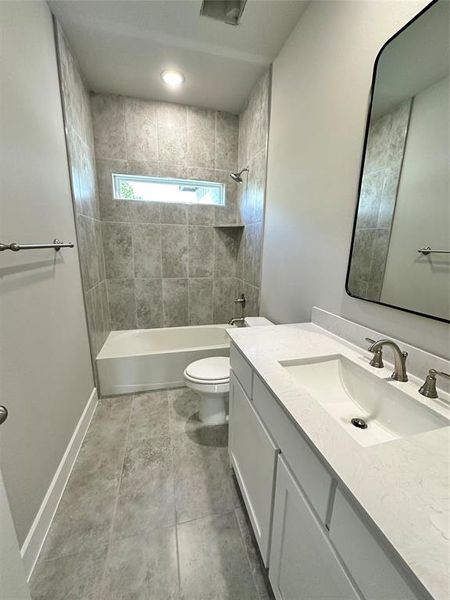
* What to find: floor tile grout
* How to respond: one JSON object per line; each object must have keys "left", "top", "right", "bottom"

{"left": 169, "top": 398, "right": 183, "bottom": 596}
{"left": 233, "top": 507, "right": 268, "bottom": 600}
{"left": 96, "top": 393, "right": 134, "bottom": 598}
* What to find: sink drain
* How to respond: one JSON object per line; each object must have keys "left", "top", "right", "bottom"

{"left": 351, "top": 417, "right": 368, "bottom": 429}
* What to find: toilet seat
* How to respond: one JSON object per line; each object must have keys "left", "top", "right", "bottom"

{"left": 184, "top": 356, "right": 230, "bottom": 384}
{"left": 184, "top": 373, "right": 228, "bottom": 385}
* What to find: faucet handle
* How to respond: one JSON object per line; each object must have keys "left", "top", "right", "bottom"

{"left": 419, "top": 369, "right": 450, "bottom": 399}
{"left": 365, "top": 338, "right": 384, "bottom": 368}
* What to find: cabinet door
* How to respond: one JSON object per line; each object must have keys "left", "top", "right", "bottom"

{"left": 330, "top": 489, "right": 421, "bottom": 600}
{"left": 269, "top": 456, "right": 360, "bottom": 600}
{"left": 229, "top": 371, "right": 279, "bottom": 566}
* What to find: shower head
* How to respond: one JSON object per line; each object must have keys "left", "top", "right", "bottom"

{"left": 230, "top": 167, "right": 249, "bottom": 183}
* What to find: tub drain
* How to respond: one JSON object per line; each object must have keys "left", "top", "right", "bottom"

{"left": 351, "top": 417, "right": 368, "bottom": 430}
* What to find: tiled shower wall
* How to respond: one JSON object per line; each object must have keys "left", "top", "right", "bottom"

{"left": 236, "top": 70, "right": 270, "bottom": 316}
{"left": 57, "top": 14, "right": 270, "bottom": 335}
{"left": 91, "top": 93, "right": 244, "bottom": 328}
{"left": 348, "top": 99, "right": 411, "bottom": 300}
{"left": 55, "top": 24, "right": 110, "bottom": 363}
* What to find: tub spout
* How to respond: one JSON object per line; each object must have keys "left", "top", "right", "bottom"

{"left": 228, "top": 317, "right": 246, "bottom": 327}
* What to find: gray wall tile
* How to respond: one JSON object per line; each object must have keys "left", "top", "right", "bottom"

{"left": 102, "top": 222, "right": 133, "bottom": 278}
{"left": 214, "top": 228, "right": 240, "bottom": 278}
{"left": 187, "top": 107, "right": 215, "bottom": 168}
{"left": 349, "top": 99, "right": 410, "bottom": 301}
{"left": 188, "top": 226, "right": 214, "bottom": 277}
{"left": 77, "top": 214, "right": 100, "bottom": 290}
{"left": 89, "top": 90, "right": 245, "bottom": 330}
{"left": 127, "top": 199, "right": 161, "bottom": 224}
{"left": 96, "top": 158, "right": 129, "bottom": 222}
{"left": 241, "top": 281, "right": 260, "bottom": 317}
{"left": 186, "top": 167, "right": 217, "bottom": 225}
{"left": 91, "top": 94, "right": 126, "bottom": 160}
{"left": 358, "top": 170, "right": 384, "bottom": 229}
{"left": 107, "top": 279, "right": 137, "bottom": 329}
{"left": 188, "top": 278, "right": 213, "bottom": 325}
{"left": 135, "top": 279, "right": 163, "bottom": 329}
{"left": 55, "top": 24, "right": 110, "bottom": 375}
{"left": 213, "top": 277, "right": 238, "bottom": 324}
{"left": 85, "top": 281, "right": 110, "bottom": 359}
{"left": 124, "top": 97, "right": 158, "bottom": 162}
{"left": 234, "top": 70, "right": 270, "bottom": 311}
{"left": 241, "top": 223, "right": 263, "bottom": 287}
{"left": 157, "top": 102, "right": 187, "bottom": 165}
{"left": 163, "top": 279, "right": 189, "bottom": 327}
{"left": 94, "top": 219, "right": 106, "bottom": 281}
{"left": 161, "top": 225, "right": 188, "bottom": 277}
{"left": 214, "top": 169, "right": 240, "bottom": 225}
{"left": 160, "top": 202, "right": 188, "bottom": 225}
{"left": 215, "top": 111, "right": 239, "bottom": 171}
{"left": 132, "top": 223, "right": 162, "bottom": 278}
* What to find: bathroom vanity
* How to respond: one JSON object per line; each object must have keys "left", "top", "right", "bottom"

{"left": 228, "top": 317, "right": 449, "bottom": 600}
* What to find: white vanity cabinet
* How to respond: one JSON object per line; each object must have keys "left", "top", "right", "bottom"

{"left": 228, "top": 371, "right": 279, "bottom": 565}
{"left": 269, "top": 456, "right": 360, "bottom": 600}
{"left": 228, "top": 343, "right": 423, "bottom": 600}
{"left": 329, "top": 489, "right": 421, "bottom": 600}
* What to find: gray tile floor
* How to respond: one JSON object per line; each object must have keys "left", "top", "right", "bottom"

{"left": 30, "top": 388, "right": 274, "bottom": 600}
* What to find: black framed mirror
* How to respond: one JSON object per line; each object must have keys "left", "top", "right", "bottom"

{"left": 346, "top": 0, "right": 449, "bottom": 323}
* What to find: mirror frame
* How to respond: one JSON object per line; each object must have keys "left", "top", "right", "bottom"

{"left": 345, "top": 0, "right": 448, "bottom": 324}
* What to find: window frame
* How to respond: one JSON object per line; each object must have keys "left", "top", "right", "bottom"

{"left": 112, "top": 173, "right": 226, "bottom": 206}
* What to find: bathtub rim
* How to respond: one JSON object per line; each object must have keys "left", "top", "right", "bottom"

{"left": 96, "top": 323, "right": 232, "bottom": 361}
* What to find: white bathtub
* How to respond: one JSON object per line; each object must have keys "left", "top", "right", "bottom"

{"left": 96, "top": 324, "right": 231, "bottom": 396}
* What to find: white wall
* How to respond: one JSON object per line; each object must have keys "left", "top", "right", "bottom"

{"left": 0, "top": 1, "right": 94, "bottom": 544}
{"left": 261, "top": 0, "right": 450, "bottom": 358}
{"left": 382, "top": 76, "right": 449, "bottom": 319}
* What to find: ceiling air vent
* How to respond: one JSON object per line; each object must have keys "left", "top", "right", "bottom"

{"left": 200, "top": 1, "right": 247, "bottom": 26}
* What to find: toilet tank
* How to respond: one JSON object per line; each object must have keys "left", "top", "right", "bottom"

{"left": 244, "top": 317, "right": 273, "bottom": 327}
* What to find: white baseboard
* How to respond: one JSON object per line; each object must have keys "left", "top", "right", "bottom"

{"left": 20, "top": 388, "right": 98, "bottom": 580}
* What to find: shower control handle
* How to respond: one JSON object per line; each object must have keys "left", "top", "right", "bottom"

{"left": 0, "top": 406, "right": 8, "bottom": 425}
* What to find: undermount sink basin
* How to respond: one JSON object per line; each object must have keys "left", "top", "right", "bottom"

{"left": 280, "top": 354, "right": 448, "bottom": 446}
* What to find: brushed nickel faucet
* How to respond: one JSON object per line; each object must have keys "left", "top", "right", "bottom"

{"left": 366, "top": 338, "right": 408, "bottom": 382}
{"left": 228, "top": 317, "right": 246, "bottom": 326}
{"left": 418, "top": 369, "right": 450, "bottom": 399}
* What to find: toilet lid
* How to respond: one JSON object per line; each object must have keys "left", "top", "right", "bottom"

{"left": 185, "top": 356, "right": 230, "bottom": 382}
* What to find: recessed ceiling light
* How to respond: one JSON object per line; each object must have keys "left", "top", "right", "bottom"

{"left": 161, "top": 70, "right": 185, "bottom": 87}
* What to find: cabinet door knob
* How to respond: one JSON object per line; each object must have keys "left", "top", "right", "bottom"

{"left": 0, "top": 406, "right": 8, "bottom": 425}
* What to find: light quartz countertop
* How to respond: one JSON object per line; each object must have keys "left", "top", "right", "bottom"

{"left": 227, "top": 322, "right": 450, "bottom": 600}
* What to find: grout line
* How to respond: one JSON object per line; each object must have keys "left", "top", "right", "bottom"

{"left": 97, "top": 397, "right": 134, "bottom": 596}
{"left": 170, "top": 408, "right": 183, "bottom": 594}
{"left": 175, "top": 508, "right": 236, "bottom": 529}
{"left": 233, "top": 507, "right": 264, "bottom": 598}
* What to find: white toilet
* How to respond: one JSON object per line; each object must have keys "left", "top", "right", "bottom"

{"left": 183, "top": 317, "right": 273, "bottom": 425}
{"left": 184, "top": 356, "right": 230, "bottom": 425}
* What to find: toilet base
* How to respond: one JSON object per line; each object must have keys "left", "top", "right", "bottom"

{"left": 199, "top": 392, "right": 228, "bottom": 425}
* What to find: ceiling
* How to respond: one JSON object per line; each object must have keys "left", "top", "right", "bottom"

{"left": 371, "top": 0, "right": 449, "bottom": 118}
{"left": 48, "top": 0, "right": 309, "bottom": 113}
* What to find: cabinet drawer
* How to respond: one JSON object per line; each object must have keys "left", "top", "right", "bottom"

{"left": 269, "top": 456, "right": 360, "bottom": 600}
{"left": 253, "top": 373, "right": 332, "bottom": 523}
{"left": 230, "top": 343, "right": 253, "bottom": 398}
{"left": 330, "top": 488, "right": 420, "bottom": 600}
{"left": 229, "top": 372, "right": 279, "bottom": 565}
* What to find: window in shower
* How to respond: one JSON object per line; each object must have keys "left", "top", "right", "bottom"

{"left": 112, "top": 173, "right": 225, "bottom": 206}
